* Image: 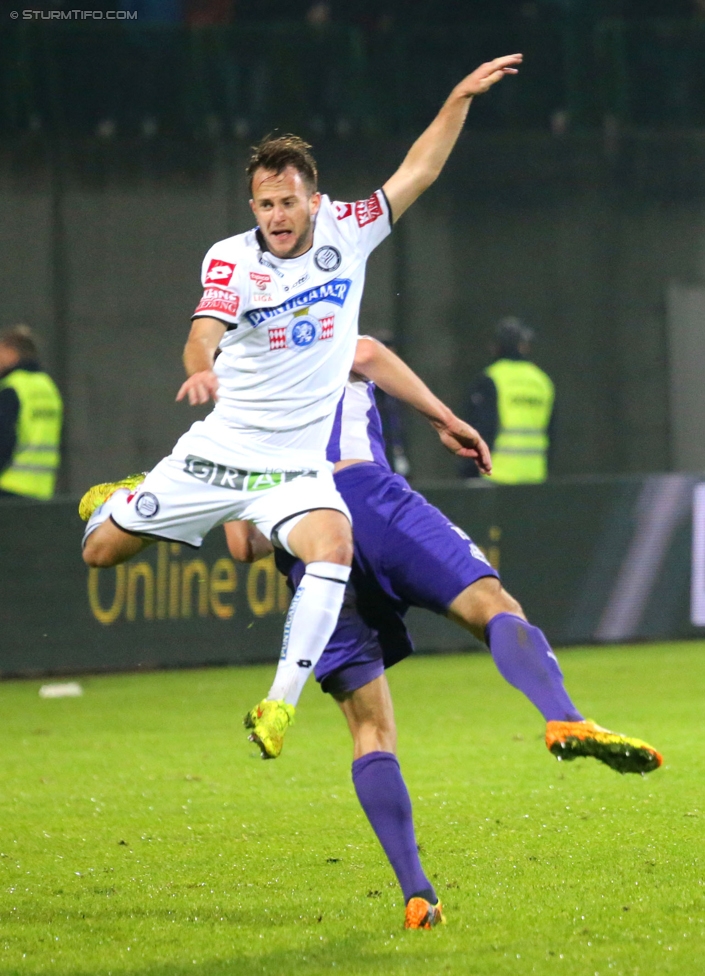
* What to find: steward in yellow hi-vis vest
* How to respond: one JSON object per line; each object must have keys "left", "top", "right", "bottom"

{"left": 461, "top": 318, "right": 555, "bottom": 484}
{"left": 0, "top": 325, "right": 63, "bottom": 500}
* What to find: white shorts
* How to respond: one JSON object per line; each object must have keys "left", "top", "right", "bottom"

{"left": 111, "top": 449, "right": 350, "bottom": 550}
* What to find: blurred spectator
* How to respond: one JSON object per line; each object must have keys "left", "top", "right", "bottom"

{"left": 306, "top": 1, "right": 331, "bottom": 27}
{"left": 0, "top": 326, "right": 63, "bottom": 501}
{"left": 460, "top": 317, "right": 555, "bottom": 484}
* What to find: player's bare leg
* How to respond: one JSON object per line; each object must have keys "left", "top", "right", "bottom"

{"left": 79, "top": 472, "right": 152, "bottom": 567}
{"left": 82, "top": 518, "right": 152, "bottom": 568}
{"left": 285, "top": 508, "right": 353, "bottom": 567}
{"left": 447, "top": 575, "right": 524, "bottom": 640}
{"left": 448, "top": 577, "right": 662, "bottom": 774}
{"left": 245, "top": 508, "right": 353, "bottom": 758}
{"left": 334, "top": 673, "right": 397, "bottom": 759}
{"left": 334, "top": 675, "right": 443, "bottom": 929}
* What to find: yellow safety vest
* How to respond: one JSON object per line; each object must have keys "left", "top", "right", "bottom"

{"left": 484, "top": 359, "right": 554, "bottom": 484}
{"left": 0, "top": 369, "right": 63, "bottom": 499}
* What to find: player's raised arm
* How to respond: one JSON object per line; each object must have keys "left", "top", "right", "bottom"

{"left": 176, "top": 316, "right": 226, "bottom": 406}
{"left": 382, "top": 54, "right": 522, "bottom": 223}
{"left": 353, "top": 336, "right": 492, "bottom": 475}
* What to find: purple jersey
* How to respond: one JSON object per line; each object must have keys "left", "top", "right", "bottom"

{"left": 326, "top": 375, "right": 391, "bottom": 469}
{"left": 277, "top": 377, "right": 499, "bottom": 697}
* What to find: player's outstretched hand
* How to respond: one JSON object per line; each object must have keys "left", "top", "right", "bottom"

{"left": 454, "top": 54, "right": 523, "bottom": 99}
{"left": 176, "top": 369, "right": 220, "bottom": 406}
{"left": 436, "top": 416, "right": 492, "bottom": 475}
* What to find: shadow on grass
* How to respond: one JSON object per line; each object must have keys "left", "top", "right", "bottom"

{"left": 124, "top": 930, "right": 461, "bottom": 976}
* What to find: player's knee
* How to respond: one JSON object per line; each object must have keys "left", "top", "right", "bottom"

{"left": 321, "top": 533, "right": 353, "bottom": 566}
{"left": 449, "top": 577, "right": 525, "bottom": 635}
{"left": 82, "top": 536, "right": 117, "bottom": 568}
{"left": 312, "top": 517, "right": 353, "bottom": 566}
{"left": 495, "top": 587, "right": 524, "bottom": 619}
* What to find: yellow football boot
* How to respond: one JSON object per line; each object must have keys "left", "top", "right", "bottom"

{"left": 78, "top": 473, "right": 146, "bottom": 521}
{"left": 546, "top": 719, "right": 663, "bottom": 775}
{"left": 244, "top": 699, "right": 296, "bottom": 759}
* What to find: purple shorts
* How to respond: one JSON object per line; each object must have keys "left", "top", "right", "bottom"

{"left": 279, "top": 462, "right": 498, "bottom": 696}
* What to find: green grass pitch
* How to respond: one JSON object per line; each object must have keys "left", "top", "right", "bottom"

{"left": 0, "top": 643, "right": 703, "bottom": 975}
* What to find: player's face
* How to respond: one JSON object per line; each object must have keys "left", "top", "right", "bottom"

{"left": 250, "top": 166, "right": 321, "bottom": 259}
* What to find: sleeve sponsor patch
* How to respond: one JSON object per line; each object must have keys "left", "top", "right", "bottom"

{"left": 354, "top": 192, "right": 384, "bottom": 228}
{"left": 204, "top": 258, "right": 236, "bottom": 286}
{"left": 193, "top": 288, "right": 240, "bottom": 319}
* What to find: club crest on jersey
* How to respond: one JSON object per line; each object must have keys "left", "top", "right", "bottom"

{"left": 314, "top": 245, "right": 342, "bottom": 272}
{"left": 134, "top": 492, "right": 159, "bottom": 519}
{"left": 268, "top": 313, "right": 335, "bottom": 351}
{"left": 246, "top": 278, "right": 351, "bottom": 327}
{"left": 291, "top": 318, "right": 316, "bottom": 347}
{"left": 205, "top": 258, "right": 236, "bottom": 286}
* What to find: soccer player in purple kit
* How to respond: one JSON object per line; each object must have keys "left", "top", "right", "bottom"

{"left": 232, "top": 336, "right": 663, "bottom": 930}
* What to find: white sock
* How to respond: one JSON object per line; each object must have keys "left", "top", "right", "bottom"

{"left": 267, "top": 561, "right": 351, "bottom": 706}
{"left": 82, "top": 489, "right": 129, "bottom": 546}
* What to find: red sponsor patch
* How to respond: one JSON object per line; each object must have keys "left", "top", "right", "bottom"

{"left": 204, "top": 258, "right": 236, "bottom": 286}
{"left": 249, "top": 271, "right": 271, "bottom": 291}
{"left": 354, "top": 192, "right": 384, "bottom": 228}
{"left": 320, "top": 315, "right": 335, "bottom": 340}
{"left": 193, "top": 288, "right": 240, "bottom": 319}
{"left": 268, "top": 326, "right": 287, "bottom": 350}
{"left": 335, "top": 202, "right": 353, "bottom": 220}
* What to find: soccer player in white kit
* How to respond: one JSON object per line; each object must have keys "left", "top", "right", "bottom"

{"left": 82, "top": 54, "right": 523, "bottom": 727}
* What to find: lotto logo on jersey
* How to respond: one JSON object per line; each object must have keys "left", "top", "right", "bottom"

{"left": 193, "top": 288, "right": 240, "bottom": 319}
{"left": 249, "top": 271, "right": 271, "bottom": 291}
{"left": 204, "top": 259, "right": 236, "bottom": 286}
{"left": 335, "top": 202, "right": 353, "bottom": 220}
{"left": 354, "top": 192, "right": 384, "bottom": 228}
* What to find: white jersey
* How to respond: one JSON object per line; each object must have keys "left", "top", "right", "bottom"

{"left": 192, "top": 191, "right": 392, "bottom": 440}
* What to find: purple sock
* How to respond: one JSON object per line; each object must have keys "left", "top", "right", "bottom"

{"left": 352, "top": 751, "right": 436, "bottom": 905}
{"left": 486, "top": 613, "right": 583, "bottom": 722}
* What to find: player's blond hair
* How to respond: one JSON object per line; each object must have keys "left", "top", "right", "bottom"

{"left": 246, "top": 135, "right": 318, "bottom": 195}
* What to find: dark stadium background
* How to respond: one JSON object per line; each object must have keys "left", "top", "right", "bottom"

{"left": 2, "top": 0, "right": 705, "bottom": 663}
